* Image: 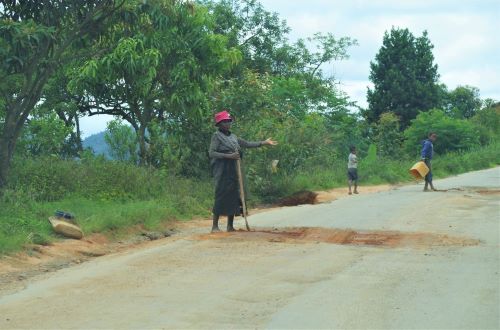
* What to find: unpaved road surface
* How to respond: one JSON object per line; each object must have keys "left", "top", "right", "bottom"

{"left": 0, "top": 168, "right": 499, "bottom": 329}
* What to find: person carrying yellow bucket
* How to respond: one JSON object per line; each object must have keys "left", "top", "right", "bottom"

{"left": 420, "top": 132, "right": 437, "bottom": 191}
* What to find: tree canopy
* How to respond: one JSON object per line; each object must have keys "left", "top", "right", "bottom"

{"left": 68, "top": 0, "right": 242, "bottom": 165}
{"left": 366, "top": 28, "right": 440, "bottom": 128}
{"left": 0, "top": 0, "right": 125, "bottom": 188}
{"left": 442, "top": 85, "right": 482, "bottom": 119}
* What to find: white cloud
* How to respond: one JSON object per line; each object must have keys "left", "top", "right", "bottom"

{"left": 339, "top": 80, "right": 372, "bottom": 108}
{"left": 259, "top": 0, "right": 500, "bottom": 104}
{"left": 442, "top": 67, "right": 500, "bottom": 97}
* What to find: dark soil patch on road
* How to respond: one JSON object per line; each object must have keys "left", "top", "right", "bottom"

{"left": 475, "top": 189, "right": 500, "bottom": 195}
{"left": 433, "top": 188, "right": 465, "bottom": 192}
{"left": 277, "top": 190, "right": 318, "bottom": 206}
{"left": 194, "top": 227, "right": 480, "bottom": 248}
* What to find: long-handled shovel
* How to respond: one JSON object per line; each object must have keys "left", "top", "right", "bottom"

{"left": 236, "top": 159, "right": 251, "bottom": 231}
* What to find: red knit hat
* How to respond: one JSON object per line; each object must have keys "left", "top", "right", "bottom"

{"left": 214, "top": 110, "right": 232, "bottom": 125}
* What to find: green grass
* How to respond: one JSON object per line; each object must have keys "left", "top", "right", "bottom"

{"left": 0, "top": 196, "right": 213, "bottom": 255}
{"left": 0, "top": 157, "right": 214, "bottom": 254}
{"left": 1, "top": 142, "right": 499, "bottom": 255}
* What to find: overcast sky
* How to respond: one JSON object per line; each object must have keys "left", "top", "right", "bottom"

{"left": 80, "top": 0, "right": 500, "bottom": 137}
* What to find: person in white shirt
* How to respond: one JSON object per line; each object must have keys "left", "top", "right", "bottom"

{"left": 347, "top": 146, "right": 358, "bottom": 195}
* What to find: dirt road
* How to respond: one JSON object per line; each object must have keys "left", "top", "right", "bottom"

{"left": 0, "top": 168, "right": 499, "bottom": 329}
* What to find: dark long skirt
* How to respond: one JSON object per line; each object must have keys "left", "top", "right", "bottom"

{"left": 212, "top": 158, "right": 241, "bottom": 216}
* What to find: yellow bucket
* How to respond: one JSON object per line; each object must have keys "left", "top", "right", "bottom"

{"left": 409, "top": 161, "right": 429, "bottom": 180}
{"left": 48, "top": 217, "right": 83, "bottom": 239}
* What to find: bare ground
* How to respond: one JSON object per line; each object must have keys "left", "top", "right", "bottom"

{"left": 0, "top": 184, "right": 395, "bottom": 296}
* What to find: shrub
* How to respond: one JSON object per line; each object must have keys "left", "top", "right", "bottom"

{"left": 374, "top": 112, "right": 403, "bottom": 157}
{"left": 7, "top": 155, "right": 212, "bottom": 203}
{"left": 470, "top": 106, "right": 500, "bottom": 145}
{"left": 403, "top": 109, "right": 480, "bottom": 156}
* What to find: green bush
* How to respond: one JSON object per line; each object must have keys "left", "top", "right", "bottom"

{"left": 470, "top": 106, "right": 500, "bottom": 145}
{"left": 403, "top": 109, "right": 481, "bottom": 156}
{"left": 432, "top": 142, "right": 499, "bottom": 177}
{"left": 374, "top": 112, "right": 403, "bottom": 157}
{"left": 8, "top": 155, "right": 206, "bottom": 202}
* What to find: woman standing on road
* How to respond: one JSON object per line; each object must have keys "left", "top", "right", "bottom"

{"left": 208, "top": 110, "right": 277, "bottom": 232}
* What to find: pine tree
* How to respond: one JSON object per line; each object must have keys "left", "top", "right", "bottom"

{"left": 366, "top": 28, "right": 440, "bottom": 128}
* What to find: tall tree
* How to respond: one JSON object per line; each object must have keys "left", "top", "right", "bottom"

{"left": 366, "top": 28, "right": 440, "bottom": 128}
{"left": 204, "top": 0, "right": 357, "bottom": 120}
{"left": 203, "top": 0, "right": 357, "bottom": 77}
{"left": 445, "top": 85, "right": 482, "bottom": 119}
{"left": 0, "top": 0, "right": 124, "bottom": 189}
{"left": 201, "top": 0, "right": 290, "bottom": 74}
{"left": 69, "top": 0, "right": 240, "bottom": 166}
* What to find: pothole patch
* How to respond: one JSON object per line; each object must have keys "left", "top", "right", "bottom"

{"left": 475, "top": 189, "right": 500, "bottom": 195}
{"left": 193, "top": 227, "right": 480, "bottom": 248}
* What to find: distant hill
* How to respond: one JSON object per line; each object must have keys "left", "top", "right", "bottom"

{"left": 82, "top": 132, "right": 112, "bottom": 158}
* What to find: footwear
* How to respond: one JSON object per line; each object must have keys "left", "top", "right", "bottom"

{"left": 227, "top": 226, "right": 236, "bottom": 232}
{"left": 354, "top": 191, "right": 359, "bottom": 194}
{"left": 211, "top": 215, "right": 220, "bottom": 233}
{"left": 348, "top": 192, "right": 352, "bottom": 195}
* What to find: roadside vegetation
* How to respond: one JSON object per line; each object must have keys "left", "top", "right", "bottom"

{"left": 1, "top": 140, "right": 498, "bottom": 254}
{"left": 1, "top": 1, "right": 499, "bottom": 254}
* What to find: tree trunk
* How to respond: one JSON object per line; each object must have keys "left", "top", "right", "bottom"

{"left": 0, "top": 68, "right": 53, "bottom": 189}
{"left": 0, "top": 140, "right": 12, "bottom": 190}
{"left": 138, "top": 124, "right": 147, "bottom": 166}
{"left": 0, "top": 114, "right": 22, "bottom": 190}
{"left": 75, "top": 115, "right": 83, "bottom": 153}
{"left": 57, "top": 111, "right": 84, "bottom": 155}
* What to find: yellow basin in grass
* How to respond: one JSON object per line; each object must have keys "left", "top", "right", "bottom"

{"left": 48, "top": 217, "right": 83, "bottom": 239}
{"left": 409, "top": 161, "right": 429, "bottom": 180}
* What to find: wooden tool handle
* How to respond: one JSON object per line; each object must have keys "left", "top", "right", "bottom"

{"left": 236, "top": 159, "right": 250, "bottom": 231}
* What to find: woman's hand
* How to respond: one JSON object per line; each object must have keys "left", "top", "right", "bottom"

{"left": 227, "top": 152, "right": 240, "bottom": 160}
{"left": 263, "top": 138, "right": 278, "bottom": 146}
